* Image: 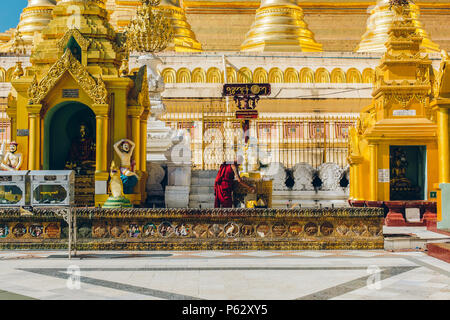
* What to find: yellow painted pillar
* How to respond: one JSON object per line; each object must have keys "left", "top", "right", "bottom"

{"left": 349, "top": 165, "right": 355, "bottom": 199}
{"left": 437, "top": 105, "right": 450, "bottom": 183}
{"left": 92, "top": 104, "right": 110, "bottom": 175}
{"left": 348, "top": 156, "right": 364, "bottom": 200}
{"left": 128, "top": 106, "right": 143, "bottom": 171}
{"left": 368, "top": 143, "right": 378, "bottom": 201}
{"left": 140, "top": 110, "right": 149, "bottom": 173}
{"left": 26, "top": 104, "right": 42, "bottom": 170}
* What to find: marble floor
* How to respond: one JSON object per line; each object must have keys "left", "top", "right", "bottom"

{"left": 0, "top": 249, "right": 448, "bottom": 300}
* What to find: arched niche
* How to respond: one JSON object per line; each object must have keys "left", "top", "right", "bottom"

{"left": 43, "top": 101, "right": 96, "bottom": 170}
{"left": 253, "top": 67, "right": 268, "bottom": 83}
{"left": 176, "top": 68, "right": 192, "bottom": 83}
{"left": 269, "top": 68, "right": 284, "bottom": 83}
{"left": 237, "top": 67, "right": 252, "bottom": 83}
{"left": 162, "top": 68, "right": 176, "bottom": 83}
{"left": 362, "top": 68, "right": 375, "bottom": 84}
{"left": 331, "top": 68, "right": 346, "bottom": 83}
{"left": 346, "top": 68, "right": 362, "bottom": 83}
{"left": 284, "top": 68, "right": 299, "bottom": 83}
{"left": 315, "top": 68, "right": 330, "bottom": 83}
{"left": 206, "top": 67, "right": 223, "bottom": 83}
{"left": 192, "top": 68, "right": 206, "bottom": 83}
{"left": 300, "top": 68, "right": 314, "bottom": 83}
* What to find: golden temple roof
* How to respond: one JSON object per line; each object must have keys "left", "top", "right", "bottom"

{"left": 30, "top": 0, "right": 123, "bottom": 77}
{"left": 240, "top": 0, "right": 322, "bottom": 52}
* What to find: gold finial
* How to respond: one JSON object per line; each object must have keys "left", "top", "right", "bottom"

{"left": 124, "top": 0, "right": 174, "bottom": 53}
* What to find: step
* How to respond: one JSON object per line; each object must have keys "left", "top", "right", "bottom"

{"left": 188, "top": 201, "right": 215, "bottom": 209}
{"left": 189, "top": 193, "right": 215, "bottom": 202}
{"left": 191, "top": 170, "right": 218, "bottom": 179}
{"left": 383, "top": 226, "right": 450, "bottom": 251}
{"left": 427, "top": 243, "right": 450, "bottom": 263}
{"left": 190, "top": 186, "right": 215, "bottom": 194}
{"left": 190, "top": 177, "right": 216, "bottom": 186}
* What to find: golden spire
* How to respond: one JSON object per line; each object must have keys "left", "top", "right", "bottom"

{"left": 356, "top": 0, "right": 439, "bottom": 53}
{"left": 157, "top": 0, "right": 202, "bottom": 52}
{"left": 30, "top": 0, "right": 123, "bottom": 76}
{"left": 0, "top": 0, "right": 56, "bottom": 53}
{"left": 240, "top": 0, "right": 322, "bottom": 52}
{"left": 124, "top": 0, "right": 174, "bottom": 53}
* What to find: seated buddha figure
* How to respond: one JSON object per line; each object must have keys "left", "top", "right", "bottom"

{"left": 390, "top": 148, "right": 412, "bottom": 188}
{"left": 65, "top": 124, "right": 96, "bottom": 173}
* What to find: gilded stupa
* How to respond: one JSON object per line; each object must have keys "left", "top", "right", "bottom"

{"left": 110, "top": 0, "right": 201, "bottom": 52}
{"left": 157, "top": 0, "right": 202, "bottom": 52}
{"left": 349, "top": 2, "right": 438, "bottom": 202}
{"left": 240, "top": 0, "right": 322, "bottom": 52}
{"left": 29, "top": 0, "right": 123, "bottom": 76}
{"left": 0, "top": 0, "right": 56, "bottom": 53}
{"left": 356, "top": 0, "right": 439, "bottom": 53}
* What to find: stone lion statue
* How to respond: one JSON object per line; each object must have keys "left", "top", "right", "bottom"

{"left": 317, "top": 163, "right": 342, "bottom": 191}
{"left": 260, "top": 162, "right": 289, "bottom": 191}
{"left": 292, "top": 162, "right": 315, "bottom": 191}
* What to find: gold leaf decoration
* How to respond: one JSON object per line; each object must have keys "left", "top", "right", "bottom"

{"left": 28, "top": 50, "right": 108, "bottom": 105}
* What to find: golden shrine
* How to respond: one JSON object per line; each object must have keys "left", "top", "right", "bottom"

{"left": 0, "top": 0, "right": 448, "bottom": 231}
{"left": 348, "top": 4, "right": 439, "bottom": 203}
{"left": 6, "top": 0, "right": 150, "bottom": 207}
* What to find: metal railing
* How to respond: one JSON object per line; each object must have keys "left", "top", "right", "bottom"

{"left": 162, "top": 99, "right": 357, "bottom": 171}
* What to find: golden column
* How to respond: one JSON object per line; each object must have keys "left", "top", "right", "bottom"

{"left": 140, "top": 109, "right": 149, "bottom": 172}
{"left": 128, "top": 105, "right": 144, "bottom": 171}
{"left": 368, "top": 143, "right": 378, "bottom": 201}
{"left": 26, "top": 104, "right": 42, "bottom": 170}
{"left": 432, "top": 100, "right": 450, "bottom": 183}
{"left": 92, "top": 104, "right": 110, "bottom": 176}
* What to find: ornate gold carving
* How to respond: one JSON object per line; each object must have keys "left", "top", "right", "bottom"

{"left": 27, "top": 50, "right": 108, "bottom": 105}
{"left": 57, "top": 29, "right": 91, "bottom": 52}
{"left": 124, "top": 0, "right": 174, "bottom": 53}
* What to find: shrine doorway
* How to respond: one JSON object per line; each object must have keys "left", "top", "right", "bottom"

{"left": 389, "top": 145, "right": 427, "bottom": 201}
{"left": 43, "top": 102, "right": 96, "bottom": 170}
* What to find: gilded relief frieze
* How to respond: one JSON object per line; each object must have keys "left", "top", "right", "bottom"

{"left": 27, "top": 50, "right": 108, "bottom": 105}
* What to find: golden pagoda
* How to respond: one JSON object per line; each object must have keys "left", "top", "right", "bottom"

{"left": 7, "top": 0, "right": 150, "bottom": 206}
{"left": 0, "top": 0, "right": 56, "bottom": 53}
{"left": 240, "top": 0, "right": 322, "bottom": 52}
{"left": 356, "top": 0, "right": 439, "bottom": 53}
{"left": 349, "top": 2, "right": 438, "bottom": 203}
{"left": 157, "top": 0, "right": 202, "bottom": 52}
{"left": 110, "top": 0, "right": 201, "bottom": 52}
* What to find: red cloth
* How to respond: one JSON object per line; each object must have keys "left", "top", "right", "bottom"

{"left": 214, "top": 162, "right": 236, "bottom": 208}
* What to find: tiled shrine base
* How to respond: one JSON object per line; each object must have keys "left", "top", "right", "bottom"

{"left": 349, "top": 200, "right": 438, "bottom": 227}
{"left": 0, "top": 208, "right": 384, "bottom": 250}
{"left": 427, "top": 243, "right": 450, "bottom": 263}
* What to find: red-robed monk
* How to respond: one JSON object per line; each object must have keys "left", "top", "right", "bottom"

{"left": 214, "top": 157, "right": 256, "bottom": 208}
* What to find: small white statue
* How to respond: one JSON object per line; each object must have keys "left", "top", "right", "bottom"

{"left": 1, "top": 142, "right": 23, "bottom": 171}
{"left": 113, "top": 139, "right": 139, "bottom": 194}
